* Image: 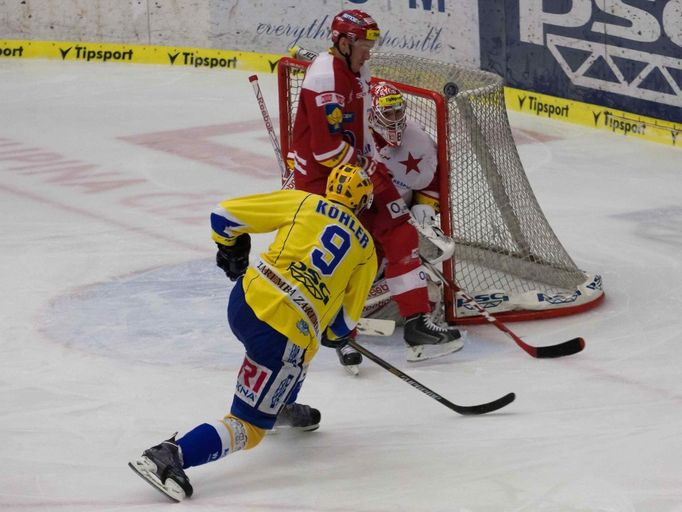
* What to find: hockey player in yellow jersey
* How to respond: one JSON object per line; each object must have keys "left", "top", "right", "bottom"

{"left": 212, "top": 182, "right": 374, "bottom": 358}
{"left": 129, "top": 163, "right": 376, "bottom": 502}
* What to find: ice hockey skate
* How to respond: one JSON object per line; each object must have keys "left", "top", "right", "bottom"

{"left": 404, "top": 313, "right": 464, "bottom": 362}
{"left": 336, "top": 339, "right": 362, "bottom": 375}
{"left": 273, "top": 403, "right": 321, "bottom": 432}
{"left": 128, "top": 434, "right": 193, "bottom": 502}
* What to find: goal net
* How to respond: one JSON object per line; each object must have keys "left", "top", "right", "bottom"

{"left": 277, "top": 53, "right": 604, "bottom": 324}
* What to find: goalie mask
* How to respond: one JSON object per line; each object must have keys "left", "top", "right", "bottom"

{"left": 369, "top": 82, "right": 407, "bottom": 147}
{"left": 326, "top": 163, "right": 374, "bottom": 214}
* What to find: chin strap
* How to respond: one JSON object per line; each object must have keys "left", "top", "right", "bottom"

{"left": 335, "top": 37, "right": 353, "bottom": 69}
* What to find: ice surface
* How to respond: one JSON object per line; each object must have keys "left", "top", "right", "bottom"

{"left": 1, "top": 59, "right": 681, "bottom": 511}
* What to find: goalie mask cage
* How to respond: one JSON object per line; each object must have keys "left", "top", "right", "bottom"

{"left": 277, "top": 53, "right": 604, "bottom": 324}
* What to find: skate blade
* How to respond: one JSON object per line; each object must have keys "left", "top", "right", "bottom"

{"left": 270, "top": 422, "right": 320, "bottom": 434}
{"left": 343, "top": 364, "right": 360, "bottom": 376}
{"left": 406, "top": 338, "right": 464, "bottom": 362}
{"left": 128, "top": 456, "right": 186, "bottom": 503}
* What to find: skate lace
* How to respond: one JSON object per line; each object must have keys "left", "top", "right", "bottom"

{"left": 423, "top": 314, "right": 448, "bottom": 333}
{"left": 339, "top": 344, "right": 358, "bottom": 356}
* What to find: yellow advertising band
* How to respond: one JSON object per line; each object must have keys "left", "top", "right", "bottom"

{"left": 2, "top": 39, "right": 679, "bottom": 148}
{"left": 0, "top": 39, "right": 281, "bottom": 73}
{"left": 504, "top": 87, "right": 681, "bottom": 149}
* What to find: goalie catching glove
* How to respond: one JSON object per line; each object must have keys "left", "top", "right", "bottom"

{"left": 409, "top": 204, "right": 455, "bottom": 264}
{"left": 216, "top": 233, "right": 251, "bottom": 281}
{"left": 411, "top": 204, "right": 436, "bottom": 227}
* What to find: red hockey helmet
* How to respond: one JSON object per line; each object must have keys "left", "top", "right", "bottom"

{"left": 331, "top": 10, "right": 380, "bottom": 45}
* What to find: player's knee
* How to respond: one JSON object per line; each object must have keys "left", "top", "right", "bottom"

{"left": 244, "top": 423, "right": 266, "bottom": 449}
{"left": 223, "top": 414, "right": 266, "bottom": 450}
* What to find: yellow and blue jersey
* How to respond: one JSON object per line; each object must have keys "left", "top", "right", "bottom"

{"left": 211, "top": 189, "right": 377, "bottom": 362}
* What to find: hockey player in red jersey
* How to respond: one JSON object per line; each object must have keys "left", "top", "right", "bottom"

{"left": 128, "top": 164, "right": 376, "bottom": 502}
{"left": 289, "top": 9, "right": 379, "bottom": 195}
{"left": 341, "top": 81, "right": 463, "bottom": 367}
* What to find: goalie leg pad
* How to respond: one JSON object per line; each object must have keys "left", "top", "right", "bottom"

{"left": 385, "top": 266, "right": 430, "bottom": 319}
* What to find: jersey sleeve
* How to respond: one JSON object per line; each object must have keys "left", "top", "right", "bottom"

{"left": 210, "top": 190, "right": 310, "bottom": 245}
{"left": 299, "top": 85, "right": 357, "bottom": 170}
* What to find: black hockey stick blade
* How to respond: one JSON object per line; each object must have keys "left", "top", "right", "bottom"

{"left": 348, "top": 339, "right": 515, "bottom": 416}
{"left": 442, "top": 391, "right": 516, "bottom": 416}
{"left": 533, "top": 337, "right": 586, "bottom": 358}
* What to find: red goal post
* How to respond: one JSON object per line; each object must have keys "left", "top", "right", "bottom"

{"left": 277, "top": 55, "right": 604, "bottom": 324}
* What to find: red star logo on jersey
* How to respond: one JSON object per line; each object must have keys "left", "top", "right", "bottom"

{"left": 400, "top": 152, "right": 422, "bottom": 175}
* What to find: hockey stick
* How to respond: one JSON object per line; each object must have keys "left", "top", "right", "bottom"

{"left": 356, "top": 318, "right": 395, "bottom": 336}
{"left": 248, "top": 74, "right": 294, "bottom": 189}
{"left": 422, "top": 259, "right": 585, "bottom": 358}
{"left": 348, "top": 339, "right": 515, "bottom": 415}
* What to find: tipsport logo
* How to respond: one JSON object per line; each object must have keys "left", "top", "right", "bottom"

{"left": 167, "top": 51, "right": 237, "bottom": 70}
{"left": 59, "top": 45, "right": 133, "bottom": 62}
{"left": 1, "top": 46, "right": 24, "bottom": 58}
{"left": 517, "top": 95, "right": 570, "bottom": 119}
{"left": 592, "top": 111, "right": 646, "bottom": 136}
{"left": 519, "top": 0, "right": 682, "bottom": 109}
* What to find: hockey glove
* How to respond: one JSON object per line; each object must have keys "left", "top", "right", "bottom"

{"left": 409, "top": 206, "right": 455, "bottom": 264}
{"left": 356, "top": 154, "right": 378, "bottom": 176}
{"left": 410, "top": 204, "right": 436, "bottom": 227}
{"left": 216, "top": 233, "right": 251, "bottom": 281}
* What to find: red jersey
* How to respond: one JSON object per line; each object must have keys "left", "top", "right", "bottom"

{"left": 289, "top": 51, "right": 372, "bottom": 195}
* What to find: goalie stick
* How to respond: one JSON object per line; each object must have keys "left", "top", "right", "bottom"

{"left": 356, "top": 317, "right": 395, "bottom": 336}
{"left": 348, "top": 339, "right": 515, "bottom": 415}
{"left": 422, "top": 259, "right": 585, "bottom": 358}
{"left": 248, "top": 74, "right": 294, "bottom": 189}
